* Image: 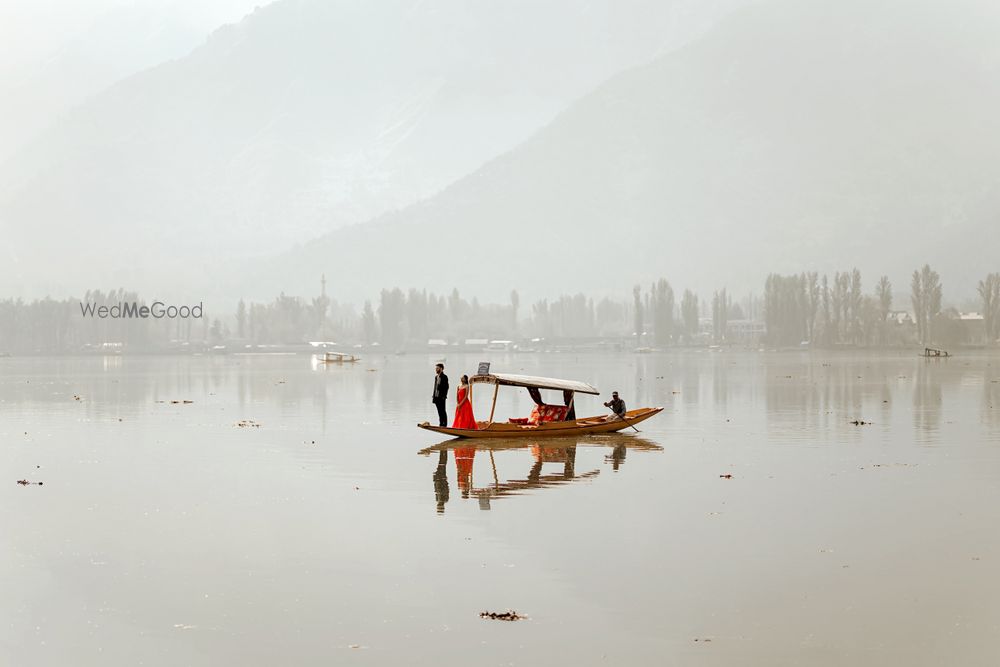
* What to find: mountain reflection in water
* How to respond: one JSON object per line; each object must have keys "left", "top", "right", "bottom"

{"left": 420, "top": 436, "right": 663, "bottom": 512}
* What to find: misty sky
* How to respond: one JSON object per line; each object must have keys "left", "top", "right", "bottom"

{"left": 0, "top": 0, "right": 259, "bottom": 71}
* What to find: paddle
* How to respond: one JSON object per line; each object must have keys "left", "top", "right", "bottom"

{"left": 619, "top": 412, "right": 641, "bottom": 433}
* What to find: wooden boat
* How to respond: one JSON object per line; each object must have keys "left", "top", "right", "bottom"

{"left": 417, "top": 372, "right": 662, "bottom": 439}
{"left": 317, "top": 351, "right": 360, "bottom": 363}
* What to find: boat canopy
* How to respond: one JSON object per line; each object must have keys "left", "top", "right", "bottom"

{"left": 470, "top": 373, "right": 599, "bottom": 395}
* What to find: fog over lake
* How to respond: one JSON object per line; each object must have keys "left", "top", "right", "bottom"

{"left": 3, "top": 1, "right": 1000, "bottom": 664}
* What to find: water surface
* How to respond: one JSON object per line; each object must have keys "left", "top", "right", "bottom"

{"left": 3, "top": 351, "right": 1000, "bottom": 665}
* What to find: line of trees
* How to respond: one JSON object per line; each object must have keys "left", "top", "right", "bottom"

{"left": 0, "top": 289, "right": 227, "bottom": 354}
{"left": 763, "top": 264, "right": 994, "bottom": 348}
{"left": 2, "top": 267, "right": 999, "bottom": 354}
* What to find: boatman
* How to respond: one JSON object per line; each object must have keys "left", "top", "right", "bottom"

{"left": 604, "top": 391, "right": 626, "bottom": 421}
{"left": 432, "top": 363, "right": 450, "bottom": 427}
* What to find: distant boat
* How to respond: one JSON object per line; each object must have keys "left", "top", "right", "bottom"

{"left": 417, "top": 372, "right": 662, "bottom": 439}
{"left": 317, "top": 351, "right": 360, "bottom": 363}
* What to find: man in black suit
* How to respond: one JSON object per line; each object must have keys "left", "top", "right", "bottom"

{"left": 432, "top": 363, "right": 449, "bottom": 427}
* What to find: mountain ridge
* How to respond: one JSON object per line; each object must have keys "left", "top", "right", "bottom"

{"left": 0, "top": 0, "right": 737, "bottom": 297}
{"left": 243, "top": 0, "right": 1000, "bottom": 304}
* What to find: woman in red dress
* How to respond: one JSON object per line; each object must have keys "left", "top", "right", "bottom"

{"left": 452, "top": 374, "right": 478, "bottom": 430}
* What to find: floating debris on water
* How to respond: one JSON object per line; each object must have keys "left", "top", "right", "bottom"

{"left": 480, "top": 610, "right": 524, "bottom": 621}
{"left": 719, "top": 474, "right": 733, "bottom": 479}
{"left": 849, "top": 419, "right": 871, "bottom": 425}
{"left": 16, "top": 479, "right": 43, "bottom": 486}
{"left": 235, "top": 420, "right": 261, "bottom": 428}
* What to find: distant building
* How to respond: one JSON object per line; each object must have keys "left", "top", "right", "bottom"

{"left": 726, "top": 319, "right": 766, "bottom": 343}
{"left": 887, "top": 311, "right": 914, "bottom": 326}
{"left": 957, "top": 312, "right": 985, "bottom": 342}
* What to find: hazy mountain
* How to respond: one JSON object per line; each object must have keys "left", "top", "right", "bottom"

{"left": 0, "top": 0, "right": 744, "bottom": 297}
{"left": 251, "top": 0, "right": 1000, "bottom": 304}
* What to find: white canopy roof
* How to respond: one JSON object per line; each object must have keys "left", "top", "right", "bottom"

{"left": 470, "top": 372, "right": 599, "bottom": 395}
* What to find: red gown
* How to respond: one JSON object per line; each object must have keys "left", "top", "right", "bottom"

{"left": 452, "top": 385, "right": 478, "bottom": 429}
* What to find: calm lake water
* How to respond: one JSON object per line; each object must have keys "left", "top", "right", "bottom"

{"left": 3, "top": 351, "right": 1000, "bottom": 666}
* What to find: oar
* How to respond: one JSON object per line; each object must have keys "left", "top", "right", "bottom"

{"left": 620, "top": 412, "right": 641, "bottom": 433}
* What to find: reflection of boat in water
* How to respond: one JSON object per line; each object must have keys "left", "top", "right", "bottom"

{"left": 417, "top": 372, "right": 662, "bottom": 439}
{"left": 421, "top": 435, "right": 663, "bottom": 512}
{"left": 316, "top": 351, "right": 360, "bottom": 363}
{"left": 419, "top": 435, "right": 664, "bottom": 455}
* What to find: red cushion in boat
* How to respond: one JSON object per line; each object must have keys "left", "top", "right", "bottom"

{"left": 527, "top": 404, "right": 569, "bottom": 425}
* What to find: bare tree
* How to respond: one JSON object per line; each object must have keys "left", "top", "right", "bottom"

{"left": 805, "top": 271, "right": 819, "bottom": 343}
{"left": 849, "top": 268, "right": 863, "bottom": 344}
{"left": 681, "top": 289, "right": 698, "bottom": 343}
{"left": 632, "top": 284, "right": 643, "bottom": 346}
{"left": 978, "top": 273, "right": 1000, "bottom": 343}
{"left": 820, "top": 274, "right": 831, "bottom": 345}
{"left": 712, "top": 288, "right": 728, "bottom": 343}
{"left": 911, "top": 264, "right": 942, "bottom": 345}
{"left": 875, "top": 275, "right": 892, "bottom": 345}
{"left": 651, "top": 278, "right": 674, "bottom": 346}
{"left": 911, "top": 270, "right": 924, "bottom": 344}
{"left": 510, "top": 289, "right": 520, "bottom": 332}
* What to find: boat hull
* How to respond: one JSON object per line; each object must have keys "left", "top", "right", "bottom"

{"left": 417, "top": 407, "right": 663, "bottom": 439}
